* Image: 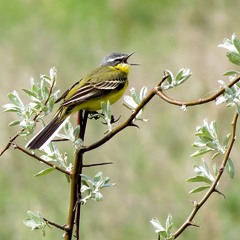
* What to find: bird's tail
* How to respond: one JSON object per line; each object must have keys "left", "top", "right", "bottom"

{"left": 26, "top": 115, "right": 70, "bottom": 150}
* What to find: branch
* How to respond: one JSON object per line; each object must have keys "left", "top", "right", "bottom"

{"left": 156, "top": 75, "right": 240, "bottom": 107}
{"left": 65, "top": 110, "right": 87, "bottom": 240}
{"left": 80, "top": 75, "right": 169, "bottom": 154}
{"left": 173, "top": 112, "right": 238, "bottom": 239}
{"left": 43, "top": 217, "right": 68, "bottom": 232}
{"left": 81, "top": 74, "right": 240, "bottom": 154}
{"left": 0, "top": 130, "right": 23, "bottom": 156}
{"left": 13, "top": 144, "right": 70, "bottom": 175}
{"left": 83, "top": 161, "right": 113, "bottom": 167}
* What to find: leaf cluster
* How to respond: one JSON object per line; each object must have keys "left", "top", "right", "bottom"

{"left": 161, "top": 68, "right": 191, "bottom": 91}
{"left": 80, "top": 172, "right": 115, "bottom": 204}
{"left": 123, "top": 86, "right": 148, "bottom": 121}
{"left": 23, "top": 211, "right": 48, "bottom": 236}
{"left": 219, "top": 34, "right": 240, "bottom": 66}
{"left": 188, "top": 119, "right": 234, "bottom": 194}
{"left": 2, "top": 67, "right": 59, "bottom": 136}
{"left": 191, "top": 119, "right": 227, "bottom": 158}
{"left": 150, "top": 214, "right": 174, "bottom": 240}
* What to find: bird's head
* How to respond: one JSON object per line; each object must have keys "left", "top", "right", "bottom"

{"left": 100, "top": 52, "right": 137, "bottom": 67}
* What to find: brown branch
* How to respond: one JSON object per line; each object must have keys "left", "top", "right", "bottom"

{"left": 156, "top": 75, "right": 240, "bottom": 107}
{"left": 0, "top": 130, "right": 23, "bottom": 156}
{"left": 80, "top": 81, "right": 160, "bottom": 154}
{"left": 65, "top": 110, "right": 87, "bottom": 240}
{"left": 173, "top": 112, "right": 238, "bottom": 239}
{"left": 13, "top": 144, "right": 70, "bottom": 175}
{"left": 43, "top": 217, "right": 68, "bottom": 232}
{"left": 81, "top": 74, "right": 240, "bottom": 154}
{"left": 83, "top": 162, "right": 113, "bottom": 167}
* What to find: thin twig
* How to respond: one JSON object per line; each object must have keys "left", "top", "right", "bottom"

{"left": 43, "top": 217, "right": 68, "bottom": 232}
{"left": 13, "top": 144, "right": 70, "bottom": 175}
{"left": 0, "top": 130, "right": 23, "bottom": 156}
{"left": 83, "top": 162, "right": 113, "bottom": 167}
{"left": 173, "top": 112, "right": 238, "bottom": 239}
{"left": 156, "top": 75, "right": 240, "bottom": 107}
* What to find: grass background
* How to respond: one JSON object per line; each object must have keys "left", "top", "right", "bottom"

{"left": 1, "top": 0, "right": 240, "bottom": 239}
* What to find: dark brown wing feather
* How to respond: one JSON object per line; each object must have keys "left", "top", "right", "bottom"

{"left": 61, "top": 74, "right": 127, "bottom": 108}
{"left": 55, "top": 80, "right": 80, "bottom": 103}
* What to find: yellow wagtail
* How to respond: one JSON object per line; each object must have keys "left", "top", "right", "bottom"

{"left": 26, "top": 52, "right": 136, "bottom": 149}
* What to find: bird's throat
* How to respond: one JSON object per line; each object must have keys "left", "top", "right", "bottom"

{"left": 111, "top": 63, "right": 130, "bottom": 74}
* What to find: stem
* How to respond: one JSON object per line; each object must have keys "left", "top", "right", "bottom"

{"left": 75, "top": 110, "right": 88, "bottom": 239}
{"left": 80, "top": 87, "right": 157, "bottom": 154}
{"left": 0, "top": 131, "right": 23, "bottom": 156}
{"left": 65, "top": 110, "right": 88, "bottom": 240}
{"left": 43, "top": 217, "right": 67, "bottom": 231}
{"left": 13, "top": 144, "right": 70, "bottom": 175}
{"left": 156, "top": 75, "right": 240, "bottom": 107}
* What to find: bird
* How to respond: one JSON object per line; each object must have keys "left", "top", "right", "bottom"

{"left": 26, "top": 52, "right": 136, "bottom": 150}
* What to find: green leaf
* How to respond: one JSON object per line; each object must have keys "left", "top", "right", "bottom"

{"left": 233, "top": 35, "right": 240, "bottom": 53}
{"left": 8, "top": 120, "right": 20, "bottom": 126}
{"left": 74, "top": 138, "right": 84, "bottom": 149}
{"left": 223, "top": 70, "right": 240, "bottom": 76}
{"left": 226, "top": 158, "right": 235, "bottom": 179}
{"left": 165, "top": 70, "right": 174, "bottom": 85}
{"left": 23, "top": 210, "right": 46, "bottom": 234}
{"left": 165, "top": 213, "right": 173, "bottom": 235}
{"left": 94, "top": 172, "right": 102, "bottom": 183}
{"left": 227, "top": 52, "right": 240, "bottom": 65}
{"left": 81, "top": 174, "right": 95, "bottom": 185}
{"left": 191, "top": 147, "right": 213, "bottom": 157}
{"left": 211, "top": 152, "right": 221, "bottom": 161}
{"left": 130, "top": 88, "right": 140, "bottom": 104}
{"left": 189, "top": 185, "right": 210, "bottom": 194}
{"left": 203, "top": 159, "right": 210, "bottom": 175}
{"left": 73, "top": 125, "right": 80, "bottom": 139}
{"left": 210, "top": 120, "right": 218, "bottom": 137}
{"left": 95, "top": 192, "right": 103, "bottom": 202}
{"left": 187, "top": 176, "right": 212, "bottom": 184}
{"left": 192, "top": 140, "right": 207, "bottom": 148}
{"left": 34, "top": 167, "right": 55, "bottom": 177}
{"left": 2, "top": 103, "right": 21, "bottom": 113}
{"left": 8, "top": 91, "right": 24, "bottom": 108}
{"left": 150, "top": 218, "right": 165, "bottom": 233}
{"left": 201, "top": 126, "right": 212, "bottom": 139}
{"left": 175, "top": 68, "right": 191, "bottom": 84}
{"left": 22, "top": 88, "right": 37, "bottom": 98}
{"left": 140, "top": 86, "right": 147, "bottom": 100}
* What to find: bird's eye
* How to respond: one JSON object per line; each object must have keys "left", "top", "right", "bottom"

{"left": 115, "top": 59, "right": 121, "bottom": 64}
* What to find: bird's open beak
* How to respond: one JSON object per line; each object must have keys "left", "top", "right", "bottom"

{"left": 126, "top": 52, "right": 140, "bottom": 66}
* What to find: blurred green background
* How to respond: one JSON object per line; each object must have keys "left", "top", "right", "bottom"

{"left": 1, "top": 0, "right": 240, "bottom": 239}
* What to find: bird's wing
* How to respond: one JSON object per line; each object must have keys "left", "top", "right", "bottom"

{"left": 61, "top": 67, "right": 127, "bottom": 108}
{"left": 55, "top": 80, "right": 81, "bottom": 103}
